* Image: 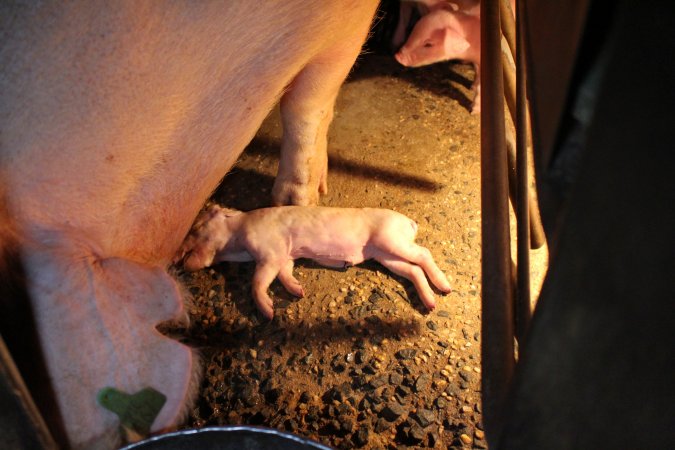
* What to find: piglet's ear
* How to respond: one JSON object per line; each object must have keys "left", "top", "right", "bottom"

{"left": 442, "top": 27, "right": 471, "bottom": 55}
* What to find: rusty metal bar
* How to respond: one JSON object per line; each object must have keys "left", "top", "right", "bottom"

{"left": 515, "top": 0, "right": 532, "bottom": 341}
{"left": 500, "top": 0, "right": 516, "bottom": 58}
{"left": 501, "top": 2, "right": 546, "bottom": 251}
{"left": 480, "top": 0, "right": 515, "bottom": 445}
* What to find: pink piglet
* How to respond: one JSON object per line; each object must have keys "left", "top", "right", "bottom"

{"left": 178, "top": 204, "right": 452, "bottom": 319}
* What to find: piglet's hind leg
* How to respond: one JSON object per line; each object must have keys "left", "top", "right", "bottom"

{"left": 377, "top": 242, "right": 452, "bottom": 293}
{"left": 375, "top": 253, "right": 438, "bottom": 310}
{"left": 277, "top": 259, "right": 305, "bottom": 298}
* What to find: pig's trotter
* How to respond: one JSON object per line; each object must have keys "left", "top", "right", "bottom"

{"left": 277, "top": 259, "right": 305, "bottom": 298}
{"left": 375, "top": 254, "right": 438, "bottom": 310}
{"left": 252, "top": 261, "right": 282, "bottom": 319}
{"left": 272, "top": 173, "right": 321, "bottom": 207}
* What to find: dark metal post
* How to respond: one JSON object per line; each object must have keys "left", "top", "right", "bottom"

{"left": 515, "top": 0, "right": 532, "bottom": 341}
{"left": 481, "top": 0, "right": 515, "bottom": 445}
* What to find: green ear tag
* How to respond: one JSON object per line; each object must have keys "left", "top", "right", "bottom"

{"left": 97, "top": 387, "right": 167, "bottom": 438}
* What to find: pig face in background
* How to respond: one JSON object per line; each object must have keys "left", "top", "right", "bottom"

{"left": 0, "top": 1, "right": 379, "bottom": 448}
{"left": 394, "top": 8, "right": 481, "bottom": 112}
{"left": 395, "top": 10, "right": 474, "bottom": 67}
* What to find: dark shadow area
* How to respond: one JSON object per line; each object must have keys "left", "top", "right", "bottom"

{"left": 0, "top": 242, "right": 68, "bottom": 447}
{"left": 192, "top": 315, "right": 422, "bottom": 354}
{"left": 212, "top": 167, "right": 276, "bottom": 211}
{"left": 349, "top": 51, "right": 477, "bottom": 114}
{"left": 213, "top": 135, "right": 445, "bottom": 208}
{"left": 329, "top": 150, "right": 445, "bottom": 192}
{"left": 179, "top": 257, "right": 439, "bottom": 351}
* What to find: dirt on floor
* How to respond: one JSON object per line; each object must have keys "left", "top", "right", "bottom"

{"left": 168, "top": 53, "right": 547, "bottom": 449}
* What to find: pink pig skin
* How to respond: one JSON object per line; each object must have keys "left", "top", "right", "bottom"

{"left": 392, "top": 0, "right": 482, "bottom": 51}
{"left": 179, "top": 205, "right": 452, "bottom": 319}
{"left": 393, "top": 0, "right": 517, "bottom": 114}
{"left": 0, "top": 1, "right": 378, "bottom": 448}
{"left": 395, "top": 7, "right": 482, "bottom": 112}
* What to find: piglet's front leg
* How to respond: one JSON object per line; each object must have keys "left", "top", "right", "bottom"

{"left": 252, "top": 259, "right": 305, "bottom": 319}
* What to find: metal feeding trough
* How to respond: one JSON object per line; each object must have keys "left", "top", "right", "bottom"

{"left": 120, "top": 426, "right": 333, "bottom": 450}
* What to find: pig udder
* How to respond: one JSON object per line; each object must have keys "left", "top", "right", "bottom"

{"left": 22, "top": 248, "right": 200, "bottom": 449}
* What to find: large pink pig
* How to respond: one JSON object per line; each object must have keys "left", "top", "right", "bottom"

{"left": 0, "top": 1, "right": 378, "bottom": 448}
{"left": 178, "top": 204, "right": 452, "bottom": 319}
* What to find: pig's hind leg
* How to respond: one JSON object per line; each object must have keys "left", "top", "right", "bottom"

{"left": 372, "top": 223, "right": 452, "bottom": 293}
{"left": 391, "top": 242, "right": 452, "bottom": 293}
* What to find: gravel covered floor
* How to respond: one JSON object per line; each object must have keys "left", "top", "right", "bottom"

{"left": 168, "top": 53, "right": 546, "bottom": 449}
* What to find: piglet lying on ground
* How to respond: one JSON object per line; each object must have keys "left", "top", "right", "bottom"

{"left": 178, "top": 205, "right": 452, "bottom": 319}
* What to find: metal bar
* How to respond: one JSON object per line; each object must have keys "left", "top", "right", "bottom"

{"left": 500, "top": 0, "right": 517, "bottom": 59}
{"left": 480, "top": 0, "right": 515, "bottom": 445}
{"left": 515, "top": 0, "right": 532, "bottom": 342}
{"left": 501, "top": 5, "right": 546, "bottom": 251}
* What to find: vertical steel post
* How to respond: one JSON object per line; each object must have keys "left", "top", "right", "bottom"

{"left": 481, "top": 0, "right": 515, "bottom": 445}
{"left": 515, "top": 0, "right": 532, "bottom": 341}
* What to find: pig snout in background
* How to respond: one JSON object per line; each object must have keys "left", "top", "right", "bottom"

{"left": 394, "top": 0, "right": 482, "bottom": 113}
{"left": 0, "top": 1, "right": 378, "bottom": 448}
{"left": 178, "top": 205, "right": 452, "bottom": 320}
{"left": 391, "top": 0, "right": 513, "bottom": 114}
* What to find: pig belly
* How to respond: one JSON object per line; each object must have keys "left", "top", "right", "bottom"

{"left": 1, "top": 1, "right": 377, "bottom": 266}
{"left": 299, "top": 247, "right": 368, "bottom": 267}
{"left": 0, "top": 1, "right": 377, "bottom": 448}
